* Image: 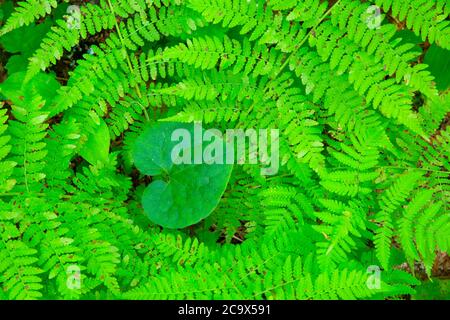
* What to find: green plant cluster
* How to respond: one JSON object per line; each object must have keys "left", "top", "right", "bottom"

{"left": 0, "top": 0, "right": 449, "bottom": 300}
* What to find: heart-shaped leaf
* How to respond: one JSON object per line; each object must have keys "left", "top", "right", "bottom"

{"left": 133, "top": 122, "right": 233, "bottom": 229}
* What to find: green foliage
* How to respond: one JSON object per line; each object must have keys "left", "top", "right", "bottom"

{"left": 424, "top": 44, "right": 450, "bottom": 91}
{"left": 79, "top": 118, "right": 110, "bottom": 166}
{"left": 413, "top": 278, "right": 450, "bottom": 300}
{"left": 0, "top": 0, "right": 449, "bottom": 300}
{"left": 133, "top": 121, "right": 233, "bottom": 228}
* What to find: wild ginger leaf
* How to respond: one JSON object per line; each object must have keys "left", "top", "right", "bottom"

{"left": 133, "top": 122, "right": 233, "bottom": 229}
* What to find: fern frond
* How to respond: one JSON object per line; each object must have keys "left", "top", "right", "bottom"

{"left": 374, "top": 170, "right": 424, "bottom": 269}
{"left": 0, "top": 0, "right": 59, "bottom": 36}
{"left": 7, "top": 94, "right": 48, "bottom": 193}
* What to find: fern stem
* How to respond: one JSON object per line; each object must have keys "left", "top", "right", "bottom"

{"left": 334, "top": 166, "right": 450, "bottom": 174}
{"left": 236, "top": 1, "right": 343, "bottom": 128}
{"left": 106, "top": 0, "right": 150, "bottom": 122}
{"left": 23, "top": 141, "right": 29, "bottom": 193}
{"left": 133, "top": 101, "right": 150, "bottom": 122}
{"left": 274, "top": 0, "right": 343, "bottom": 79}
